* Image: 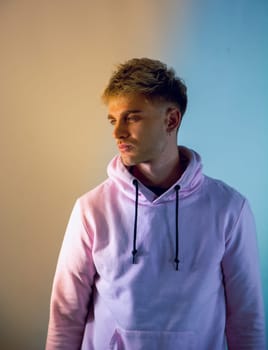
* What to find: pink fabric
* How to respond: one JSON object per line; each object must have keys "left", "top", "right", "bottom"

{"left": 46, "top": 147, "right": 266, "bottom": 349}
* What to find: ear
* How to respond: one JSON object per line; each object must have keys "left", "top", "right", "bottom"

{"left": 166, "top": 107, "right": 181, "bottom": 133}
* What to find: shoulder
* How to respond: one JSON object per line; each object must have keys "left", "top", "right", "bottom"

{"left": 77, "top": 178, "right": 113, "bottom": 208}
{"left": 201, "top": 176, "right": 255, "bottom": 236}
{"left": 202, "top": 175, "right": 247, "bottom": 210}
{"left": 66, "top": 179, "right": 115, "bottom": 230}
{"left": 203, "top": 175, "right": 244, "bottom": 198}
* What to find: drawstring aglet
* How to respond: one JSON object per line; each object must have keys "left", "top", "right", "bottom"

{"left": 132, "top": 249, "right": 138, "bottom": 264}
{"left": 174, "top": 258, "right": 180, "bottom": 271}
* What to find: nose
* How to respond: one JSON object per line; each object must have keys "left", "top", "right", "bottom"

{"left": 113, "top": 120, "right": 129, "bottom": 139}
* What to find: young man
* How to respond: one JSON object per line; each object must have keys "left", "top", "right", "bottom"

{"left": 46, "top": 58, "right": 266, "bottom": 349}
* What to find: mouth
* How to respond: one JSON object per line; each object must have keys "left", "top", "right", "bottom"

{"left": 118, "top": 143, "right": 133, "bottom": 152}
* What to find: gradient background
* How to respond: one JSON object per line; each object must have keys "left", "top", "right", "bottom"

{"left": 0, "top": 1, "right": 267, "bottom": 349}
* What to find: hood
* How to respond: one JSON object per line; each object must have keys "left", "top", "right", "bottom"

{"left": 107, "top": 146, "right": 204, "bottom": 205}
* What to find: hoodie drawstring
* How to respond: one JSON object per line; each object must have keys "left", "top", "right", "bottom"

{"left": 131, "top": 180, "right": 181, "bottom": 271}
{"left": 132, "top": 179, "right": 139, "bottom": 264}
{"left": 174, "top": 185, "right": 181, "bottom": 271}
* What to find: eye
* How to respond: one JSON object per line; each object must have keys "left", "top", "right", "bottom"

{"left": 108, "top": 118, "right": 116, "bottom": 125}
{"left": 127, "top": 115, "right": 140, "bottom": 123}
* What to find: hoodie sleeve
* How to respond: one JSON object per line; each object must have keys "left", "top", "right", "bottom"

{"left": 222, "top": 199, "right": 266, "bottom": 349}
{"left": 46, "top": 200, "right": 96, "bottom": 350}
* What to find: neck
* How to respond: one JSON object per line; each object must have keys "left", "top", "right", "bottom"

{"left": 131, "top": 149, "right": 185, "bottom": 190}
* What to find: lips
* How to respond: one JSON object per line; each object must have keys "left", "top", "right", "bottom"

{"left": 118, "top": 143, "right": 132, "bottom": 152}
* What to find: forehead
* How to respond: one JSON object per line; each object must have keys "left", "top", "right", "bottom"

{"left": 107, "top": 94, "right": 169, "bottom": 117}
{"left": 107, "top": 94, "right": 150, "bottom": 111}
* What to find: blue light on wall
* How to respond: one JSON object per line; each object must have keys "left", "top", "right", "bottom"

{"left": 163, "top": 0, "right": 268, "bottom": 339}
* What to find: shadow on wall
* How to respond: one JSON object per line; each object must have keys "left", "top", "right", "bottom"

{"left": 0, "top": 306, "right": 45, "bottom": 350}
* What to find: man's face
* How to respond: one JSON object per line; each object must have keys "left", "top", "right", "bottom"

{"left": 107, "top": 94, "right": 171, "bottom": 167}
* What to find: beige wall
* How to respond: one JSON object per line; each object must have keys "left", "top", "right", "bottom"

{"left": 0, "top": 1, "right": 189, "bottom": 348}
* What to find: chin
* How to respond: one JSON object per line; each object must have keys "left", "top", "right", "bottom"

{"left": 121, "top": 158, "right": 135, "bottom": 167}
{"left": 120, "top": 155, "right": 140, "bottom": 167}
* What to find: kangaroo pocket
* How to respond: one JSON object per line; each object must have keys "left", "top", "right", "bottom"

{"left": 109, "top": 327, "right": 196, "bottom": 350}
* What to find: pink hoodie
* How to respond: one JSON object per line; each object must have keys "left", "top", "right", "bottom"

{"left": 46, "top": 147, "right": 266, "bottom": 349}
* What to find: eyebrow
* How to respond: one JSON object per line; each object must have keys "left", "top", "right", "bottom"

{"left": 107, "top": 109, "right": 142, "bottom": 120}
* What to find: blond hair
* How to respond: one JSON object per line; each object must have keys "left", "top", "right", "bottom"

{"left": 102, "top": 57, "right": 187, "bottom": 117}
